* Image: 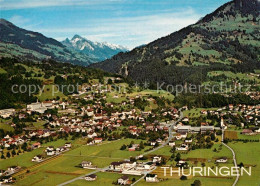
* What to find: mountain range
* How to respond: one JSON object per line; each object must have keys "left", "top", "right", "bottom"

{"left": 0, "top": 19, "right": 127, "bottom": 66}
{"left": 91, "top": 0, "right": 260, "bottom": 85}
{"left": 62, "top": 35, "right": 128, "bottom": 62}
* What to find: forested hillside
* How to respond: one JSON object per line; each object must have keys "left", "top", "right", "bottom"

{"left": 92, "top": 0, "right": 260, "bottom": 86}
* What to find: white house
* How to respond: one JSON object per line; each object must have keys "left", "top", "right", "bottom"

{"left": 145, "top": 174, "right": 158, "bottom": 182}
{"left": 117, "top": 175, "right": 129, "bottom": 185}
{"left": 81, "top": 161, "right": 92, "bottom": 168}
{"left": 216, "top": 157, "right": 228, "bottom": 163}
{"left": 46, "top": 150, "right": 55, "bottom": 156}
{"left": 32, "top": 155, "right": 43, "bottom": 162}
{"left": 94, "top": 138, "right": 102, "bottom": 144}
{"left": 176, "top": 144, "right": 189, "bottom": 151}
{"left": 152, "top": 156, "right": 162, "bottom": 163}
{"left": 85, "top": 174, "right": 97, "bottom": 181}
{"left": 65, "top": 142, "right": 72, "bottom": 148}
{"left": 168, "top": 141, "right": 175, "bottom": 147}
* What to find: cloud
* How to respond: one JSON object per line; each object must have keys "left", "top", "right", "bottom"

{"left": 36, "top": 8, "right": 201, "bottom": 49}
{"left": 9, "top": 15, "right": 30, "bottom": 26}
{"left": 0, "top": 0, "right": 123, "bottom": 10}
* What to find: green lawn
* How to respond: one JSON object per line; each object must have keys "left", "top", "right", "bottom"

{"left": 65, "top": 139, "right": 149, "bottom": 167}
{"left": 9, "top": 139, "right": 148, "bottom": 185}
{"left": 208, "top": 71, "right": 260, "bottom": 83}
{"left": 68, "top": 172, "right": 140, "bottom": 186}
{"left": 37, "top": 84, "right": 66, "bottom": 101}
{"left": 237, "top": 133, "right": 260, "bottom": 140}
{"left": 0, "top": 139, "right": 71, "bottom": 170}
{"left": 107, "top": 89, "right": 174, "bottom": 103}
{"left": 0, "top": 123, "right": 14, "bottom": 132}
{"left": 0, "top": 118, "right": 14, "bottom": 132}
{"left": 229, "top": 142, "right": 260, "bottom": 186}
{"left": 0, "top": 67, "right": 7, "bottom": 73}
{"left": 24, "top": 121, "right": 46, "bottom": 129}
{"left": 136, "top": 176, "right": 234, "bottom": 186}
{"left": 183, "top": 108, "right": 218, "bottom": 118}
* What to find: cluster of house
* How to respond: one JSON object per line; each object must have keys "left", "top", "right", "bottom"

{"left": 200, "top": 104, "right": 260, "bottom": 127}
{"left": 80, "top": 158, "right": 159, "bottom": 184}
{"left": 109, "top": 161, "right": 154, "bottom": 175}
{"left": 0, "top": 166, "right": 20, "bottom": 184}
{"left": 0, "top": 135, "right": 26, "bottom": 148}
{"left": 44, "top": 142, "right": 71, "bottom": 156}
{"left": 108, "top": 156, "right": 163, "bottom": 177}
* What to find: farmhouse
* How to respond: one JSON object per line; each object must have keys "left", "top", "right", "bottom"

{"left": 168, "top": 141, "right": 175, "bottom": 147}
{"left": 152, "top": 156, "right": 162, "bottom": 164}
{"left": 81, "top": 161, "right": 92, "bottom": 168}
{"left": 65, "top": 142, "right": 72, "bottom": 148}
{"left": 145, "top": 174, "right": 158, "bottom": 182}
{"left": 31, "top": 142, "right": 41, "bottom": 149}
{"left": 117, "top": 175, "right": 129, "bottom": 185}
{"left": 85, "top": 174, "right": 97, "bottom": 181}
{"left": 176, "top": 144, "right": 189, "bottom": 151}
{"left": 94, "top": 137, "right": 103, "bottom": 143}
{"left": 216, "top": 157, "right": 228, "bottom": 163}
{"left": 32, "top": 155, "right": 43, "bottom": 162}
{"left": 242, "top": 129, "right": 254, "bottom": 135}
{"left": 176, "top": 160, "right": 188, "bottom": 168}
{"left": 109, "top": 162, "right": 123, "bottom": 171}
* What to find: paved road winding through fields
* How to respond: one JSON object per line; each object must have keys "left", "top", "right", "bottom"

{"left": 221, "top": 129, "right": 240, "bottom": 186}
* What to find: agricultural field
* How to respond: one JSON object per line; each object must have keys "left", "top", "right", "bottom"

{"left": 106, "top": 89, "right": 174, "bottom": 104}
{"left": 65, "top": 139, "right": 150, "bottom": 167}
{"left": 183, "top": 108, "right": 218, "bottom": 118}
{"left": 136, "top": 176, "right": 234, "bottom": 186}
{"left": 0, "top": 118, "right": 14, "bottom": 132}
{"left": 225, "top": 130, "right": 260, "bottom": 140}
{"left": 208, "top": 71, "right": 260, "bottom": 83}
{"left": 3, "top": 138, "right": 149, "bottom": 185}
{"left": 224, "top": 131, "right": 238, "bottom": 140}
{"left": 37, "top": 84, "right": 67, "bottom": 101}
{"left": 0, "top": 139, "right": 80, "bottom": 170}
{"left": 0, "top": 67, "right": 7, "bottom": 73}
{"left": 229, "top": 142, "right": 260, "bottom": 186}
{"left": 68, "top": 172, "right": 140, "bottom": 186}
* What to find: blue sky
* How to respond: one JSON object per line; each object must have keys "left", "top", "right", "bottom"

{"left": 0, "top": 0, "right": 230, "bottom": 49}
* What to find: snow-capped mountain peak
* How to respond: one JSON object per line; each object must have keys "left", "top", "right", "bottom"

{"left": 62, "top": 35, "right": 128, "bottom": 61}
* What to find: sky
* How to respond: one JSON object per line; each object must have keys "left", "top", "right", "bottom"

{"left": 0, "top": 0, "right": 230, "bottom": 49}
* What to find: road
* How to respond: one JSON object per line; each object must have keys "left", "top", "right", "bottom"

{"left": 142, "top": 109, "right": 183, "bottom": 156}
{"left": 58, "top": 166, "right": 109, "bottom": 186}
{"left": 130, "top": 167, "right": 157, "bottom": 186}
{"left": 58, "top": 109, "right": 183, "bottom": 186}
{"left": 221, "top": 128, "right": 240, "bottom": 186}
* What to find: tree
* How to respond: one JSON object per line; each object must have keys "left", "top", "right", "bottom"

{"left": 238, "top": 162, "right": 244, "bottom": 168}
{"left": 120, "top": 144, "right": 127, "bottom": 150}
{"left": 107, "top": 78, "right": 113, "bottom": 84}
{"left": 175, "top": 153, "right": 181, "bottom": 162}
{"left": 139, "top": 141, "right": 145, "bottom": 149}
{"left": 210, "top": 133, "right": 216, "bottom": 141}
{"left": 6, "top": 152, "right": 11, "bottom": 158}
{"left": 1, "top": 153, "right": 5, "bottom": 159}
{"left": 11, "top": 149, "right": 16, "bottom": 156}
{"left": 206, "top": 137, "right": 211, "bottom": 143}
{"left": 192, "top": 180, "right": 201, "bottom": 186}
